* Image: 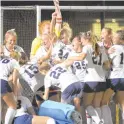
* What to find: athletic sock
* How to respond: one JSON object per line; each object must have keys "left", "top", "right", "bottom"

{"left": 86, "top": 110, "right": 92, "bottom": 124}
{"left": 70, "top": 110, "right": 82, "bottom": 124}
{"left": 86, "top": 106, "right": 101, "bottom": 124}
{"left": 4, "top": 107, "right": 16, "bottom": 124}
{"left": 95, "top": 108, "right": 101, "bottom": 120}
{"left": 47, "top": 118, "right": 56, "bottom": 124}
{"left": 101, "top": 105, "right": 113, "bottom": 124}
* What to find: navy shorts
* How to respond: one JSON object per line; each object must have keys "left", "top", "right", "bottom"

{"left": 83, "top": 81, "right": 106, "bottom": 93}
{"left": 106, "top": 79, "right": 111, "bottom": 89}
{"left": 108, "top": 78, "right": 124, "bottom": 91}
{"left": 0, "top": 79, "right": 12, "bottom": 94}
{"left": 62, "top": 82, "right": 84, "bottom": 103}
{"left": 14, "top": 114, "right": 33, "bottom": 124}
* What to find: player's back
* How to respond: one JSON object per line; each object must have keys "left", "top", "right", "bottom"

{"left": 49, "top": 41, "right": 66, "bottom": 67}
{"left": 0, "top": 57, "right": 19, "bottom": 81}
{"left": 45, "top": 63, "right": 80, "bottom": 92}
{"left": 83, "top": 44, "right": 108, "bottom": 82}
{"left": 69, "top": 51, "right": 87, "bottom": 82}
{"left": 19, "top": 62, "right": 44, "bottom": 92}
{"left": 51, "top": 41, "right": 66, "bottom": 60}
{"left": 15, "top": 96, "right": 32, "bottom": 117}
{"left": 62, "top": 44, "right": 72, "bottom": 60}
{"left": 109, "top": 45, "right": 124, "bottom": 79}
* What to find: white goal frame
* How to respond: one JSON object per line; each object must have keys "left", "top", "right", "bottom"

{"left": 1, "top": 5, "right": 124, "bottom": 43}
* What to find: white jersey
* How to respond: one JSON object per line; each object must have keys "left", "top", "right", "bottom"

{"left": 32, "top": 46, "right": 48, "bottom": 63}
{"left": 68, "top": 51, "right": 87, "bottom": 82}
{"left": 82, "top": 45, "right": 108, "bottom": 82}
{"left": 98, "top": 42, "right": 110, "bottom": 78}
{"left": 15, "top": 96, "right": 32, "bottom": 117}
{"left": 51, "top": 40, "right": 66, "bottom": 60}
{"left": 4, "top": 45, "right": 24, "bottom": 57}
{"left": 49, "top": 41, "right": 66, "bottom": 66}
{"left": 98, "top": 42, "right": 104, "bottom": 49}
{"left": 109, "top": 45, "right": 124, "bottom": 79}
{"left": 62, "top": 44, "right": 73, "bottom": 60}
{"left": 0, "top": 57, "right": 20, "bottom": 81}
{"left": 44, "top": 63, "right": 80, "bottom": 92}
{"left": 19, "top": 62, "right": 44, "bottom": 92}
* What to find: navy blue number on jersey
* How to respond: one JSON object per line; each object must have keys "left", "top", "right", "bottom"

{"left": 120, "top": 53, "right": 124, "bottom": 64}
{"left": 92, "top": 52, "right": 102, "bottom": 65}
{"left": 111, "top": 52, "right": 124, "bottom": 71}
{"left": 50, "top": 67, "right": 67, "bottom": 79}
{"left": 17, "top": 100, "right": 21, "bottom": 109}
{"left": 63, "top": 52, "right": 69, "bottom": 59}
{"left": 58, "top": 49, "right": 63, "bottom": 59}
{"left": 25, "top": 64, "right": 39, "bottom": 78}
{"left": 1, "top": 58, "right": 10, "bottom": 64}
{"left": 74, "top": 61, "right": 86, "bottom": 70}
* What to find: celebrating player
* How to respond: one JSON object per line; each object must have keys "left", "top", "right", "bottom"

{"left": 108, "top": 30, "right": 124, "bottom": 124}
{"left": 13, "top": 94, "right": 56, "bottom": 124}
{"left": 0, "top": 50, "right": 20, "bottom": 124}
{"left": 3, "top": 29, "right": 24, "bottom": 57}
{"left": 42, "top": 61, "right": 84, "bottom": 114}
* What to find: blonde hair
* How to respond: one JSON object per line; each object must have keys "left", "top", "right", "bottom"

{"left": 10, "top": 51, "right": 21, "bottom": 61}
{"left": 38, "top": 20, "right": 51, "bottom": 35}
{"left": 4, "top": 29, "right": 17, "bottom": 44}
{"left": 60, "top": 22, "right": 73, "bottom": 40}
{"left": 80, "top": 31, "right": 100, "bottom": 56}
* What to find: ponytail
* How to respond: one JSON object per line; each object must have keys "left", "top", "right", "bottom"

{"left": 80, "top": 31, "right": 100, "bottom": 56}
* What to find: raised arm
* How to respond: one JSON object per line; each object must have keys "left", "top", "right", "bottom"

{"left": 53, "top": 0, "right": 62, "bottom": 38}
{"left": 50, "top": 12, "right": 57, "bottom": 34}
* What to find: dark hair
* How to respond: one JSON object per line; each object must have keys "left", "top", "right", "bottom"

{"left": 19, "top": 52, "right": 28, "bottom": 65}
{"left": 116, "top": 30, "right": 124, "bottom": 40}
{"left": 75, "top": 35, "right": 81, "bottom": 42}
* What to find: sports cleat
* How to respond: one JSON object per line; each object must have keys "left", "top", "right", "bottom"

{"left": 70, "top": 111, "right": 83, "bottom": 124}
{"left": 99, "top": 120, "right": 104, "bottom": 124}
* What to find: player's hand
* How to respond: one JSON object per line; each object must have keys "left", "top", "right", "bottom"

{"left": 53, "top": 59, "right": 61, "bottom": 64}
{"left": 53, "top": 0, "right": 59, "bottom": 5}
{"left": 53, "top": 0, "right": 61, "bottom": 14}
{"left": 42, "top": 95, "right": 48, "bottom": 101}
{"left": 108, "top": 47, "right": 115, "bottom": 54}
{"left": 52, "top": 12, "right": 57, "bottom": 19}
{"left": 38, "top": 59, "right": 43, "bottom": 64}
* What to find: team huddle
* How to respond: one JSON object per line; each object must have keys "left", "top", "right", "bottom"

{"left": 0, "top": 0, "right": 124, "bottom": 124}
